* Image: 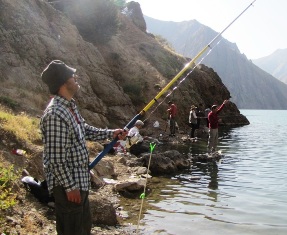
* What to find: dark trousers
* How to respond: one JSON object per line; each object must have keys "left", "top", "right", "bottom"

{"left": 206, "top": 118, "right": 209, "bottom": 127}
{"left": 170, "top": 118, "right": 176, "bottom": 135}
{"left": 53, "top": 186, "right": 91, "bottom": 235}
{"left": 196, "top": 119, "right": 201, "bottom": 129}
{"left": 190, "top": 123, "right": 197, "bottom": 138}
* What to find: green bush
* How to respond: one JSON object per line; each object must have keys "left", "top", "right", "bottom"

{"left": 123, "top": 82, "right": 145, "bottom": 106}
{"left": 0, "top": 96, "right": 19, "bottom": 110}
{"left": 0, "top": 164, "right": 18, "bottom": 210}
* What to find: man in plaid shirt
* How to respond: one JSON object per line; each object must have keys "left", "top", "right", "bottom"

{"left": 40, "top": 60, "right": 126, "bottom": 235}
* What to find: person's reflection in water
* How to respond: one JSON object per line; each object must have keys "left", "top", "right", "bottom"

{"left": 207, "top": 162, "right": 219, "bottom": 190}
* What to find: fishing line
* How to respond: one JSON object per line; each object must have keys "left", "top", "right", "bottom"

{"left": 136, "top": 143, "right": 156, "bottom": 235}
{"left": 143, "top": 37, "right": 224, "bottom": 123}
{"left": 89, "top": 0, "right": 257, "bottom": 169}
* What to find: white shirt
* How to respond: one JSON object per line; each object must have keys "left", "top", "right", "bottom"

{"left": 127, "top": 126, "right": 143, "bottom": 147}
{"left": 189, "top": 110, "right": 197, "bottom": 124}
{"left": 128, "top": 126, "right": 140, "bottom": 137}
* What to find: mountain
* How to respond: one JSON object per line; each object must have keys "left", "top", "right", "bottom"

{"left": 252, "top": 49, "right": 287, "bottom": 84}
{"left": 144, "top": 16, "right": 287, "bottom": 110}
{"left": 0, "top": 0, "right": 249, "bottom": 129}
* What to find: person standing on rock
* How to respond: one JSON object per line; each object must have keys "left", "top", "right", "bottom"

{"left": 196, "top": 103, "right": 204, "bottom": 129}
{"left": 40, "top": 60, "right": 126, "bottom": 235}
{"left": 207, "top": 100, "right": 229, "bottom": 154}
{"left": 204, "top": 105, "right": 212, "bottom": 128}
{"left": 189, "top": 105, "right": 198, "bottom": 139}
{"left": 167, "top": 101, "right": 177, "bottom": 137}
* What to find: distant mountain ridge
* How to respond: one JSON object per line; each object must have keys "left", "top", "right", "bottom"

{"left": 144, "top": 16, "right": 287, "bottom": 109}
{"left": 252, "top": 49, "right": 287, "bottom": 84}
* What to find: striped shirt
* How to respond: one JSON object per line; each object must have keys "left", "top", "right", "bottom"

{"left": 40, "top": 96, "right": 114, "bottom": 193}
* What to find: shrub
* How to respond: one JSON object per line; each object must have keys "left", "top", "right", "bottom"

{"left": 123, "top": 82, "right": 145, "bottom": 106}
{"left": 0, "top": 96, "right": 19, "bottom": 110}
{"left": 0, "top": 164, "right": 18, "bottom": 210}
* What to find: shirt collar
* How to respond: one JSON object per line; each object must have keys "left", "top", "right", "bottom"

{"left": 54, "top": 95, "right": 76, "bottom": 108}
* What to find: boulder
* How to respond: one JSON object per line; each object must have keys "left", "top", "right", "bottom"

{"left": 89, "top": 193, "right": 118, "bottom": 226}
{"left": 141, "top": 150, "right": 191, "bottom": 174}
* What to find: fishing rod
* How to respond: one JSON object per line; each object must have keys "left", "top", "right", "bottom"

{"left": 196, "top": 115, "right": 247, "bottom": 119}
{"left": 89, "top": 0, "right": 257, "bottom": 169}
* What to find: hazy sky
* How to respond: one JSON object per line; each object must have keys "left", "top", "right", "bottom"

{"left": 127, "top": 0, "right": 287, "bottom": 59}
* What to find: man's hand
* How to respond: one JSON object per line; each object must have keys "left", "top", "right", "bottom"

{"left": 66, "top": 189, "right": 81, "bottom": 204}
{"left": 113, "top": 129, "right": 127, "bottom": 140}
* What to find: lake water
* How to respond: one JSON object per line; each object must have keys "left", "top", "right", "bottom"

{"left": 124, "top": 110, "right": 287, "bottom": 235}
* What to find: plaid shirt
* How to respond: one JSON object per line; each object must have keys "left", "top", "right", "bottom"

{"left": 40, "top": 96, "right": 114, "bottom": 193}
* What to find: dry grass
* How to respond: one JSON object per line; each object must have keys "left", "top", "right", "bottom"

{"left": 0, "top": 105, "right": 41, "bottom": 145}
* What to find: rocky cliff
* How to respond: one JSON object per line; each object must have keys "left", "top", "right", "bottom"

{"left": 0, "top": 0, "right": 249, "bottom": 128}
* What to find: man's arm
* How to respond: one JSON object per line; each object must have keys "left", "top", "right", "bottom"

{"left": 85, "top": 123, "right": 126, "bottom": 141}
{"left": 217, "top": 100, "right": 229, "bottom": 114}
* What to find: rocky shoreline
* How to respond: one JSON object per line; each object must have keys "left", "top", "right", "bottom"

{"left": 0, "top": 130, "right": 223, "bottom": 235}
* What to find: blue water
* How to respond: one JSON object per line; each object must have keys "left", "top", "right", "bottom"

{"left": 136, "top": 110, "right": 287, "bottom": 235}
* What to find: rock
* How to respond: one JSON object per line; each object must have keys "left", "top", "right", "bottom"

{"left": 140, "top": 150, "right": 191, "bottom": 174}
{"left": 117, "top": 157, "right": 127, "bottom": 165}
{"left": 114, "top": 178, "right": 145, "bottom": 192}
{"left": 126, "top": 157, "right": 144, "bottom": 167}
{"left": 90, "top": 170, "right": 105, "bottom": 187}
{"left": 192, "top": 152, "right": 223, "bottom": 162}
{"left": 6, "top": 216, "right": 21, "bottom": 225}
{"left": 136, "top": 167, "right": 150, "bottom": 175}
{"left": 93, "top": 159, "right": 115, "bottom": 178}
{"left": 89, "top": 194, "right": 118, "bottom": 226}
{"left": 125, "top": 1, "right": 146, "bottom": 32}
